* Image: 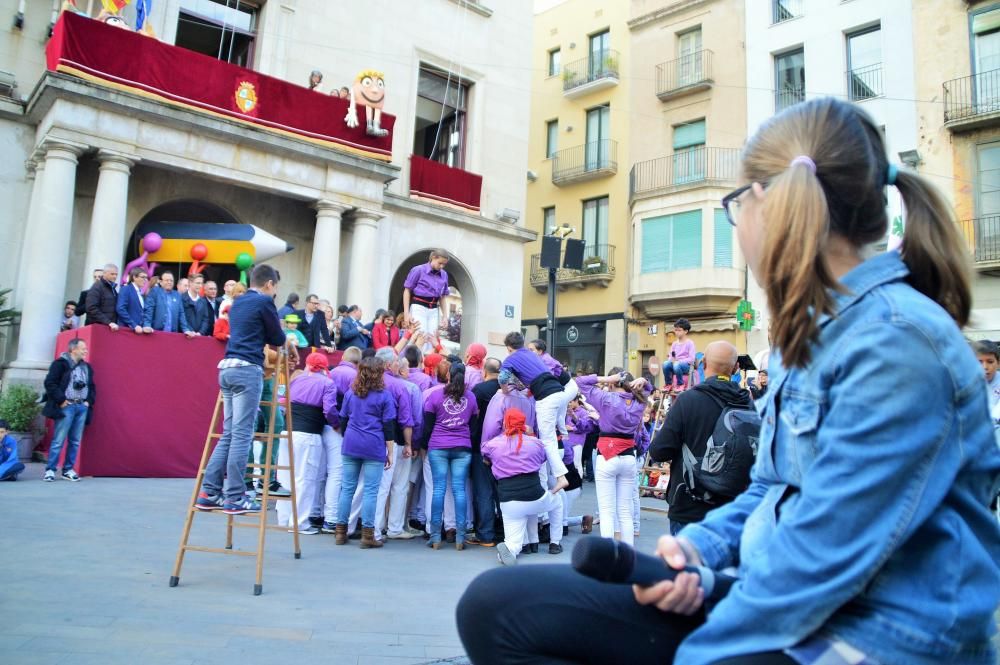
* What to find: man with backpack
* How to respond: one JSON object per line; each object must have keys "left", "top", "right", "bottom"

{"left": 649, "top": 341, "right": 758, "bottom": 535}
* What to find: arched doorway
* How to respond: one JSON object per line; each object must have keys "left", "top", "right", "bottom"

{"left": 129, "top": 199, "right": 243, "bottom": 287}
{"left": 387, "top": 250, "right": 478, "bottom": 352}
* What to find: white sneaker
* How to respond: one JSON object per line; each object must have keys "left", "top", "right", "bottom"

{"left": 387, "top": 531, "right": 416, "bottom": 540}
{"left": 61, "top": 470, "right": 81, "bottom": 482}
{"left": 43, "top": 470, "right": 55, "bottom": 482}
{"left": 496, "top": 542, "right": 517, "bottom": 566}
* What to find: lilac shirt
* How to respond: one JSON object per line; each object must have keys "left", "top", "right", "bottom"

{"left": 482, "top": 432, "right": 547, "bottom": 480}
{"left": 565, "top": 406, "right": 597, "bottom": 447}
{"left": 288, "top": 371, "right": 339, "bottom": 426}
{"left": 538, "top": 352, "right": 563, "bottom": 377}
{"left": 403, "top": 263, "right": 450, "bottom": 299}
{"left": 423, "top": 386, "right": 479, "bottom": 450}
{"left": 407, "top": 370, "right": 433, "bottom": 393}
{"left": 500, "top": 348, "right": 551, "bottom": 386}
{"left": 576, "top": 374, "right": 645, "bottom": 436}
{"left": 481, "top": 390, "right": 537, "bottom": 444}
{"left": 339, "top": 388, "right": 396, "bottom": 462}
{"left": 401, "top": 379, "right": 424, "bottom": 443}
{"left": 383, "top": 371, "right": 416, "bottom": 427}
{"left": 330, "top": 362, "right": 358, "bottom": 402}
{"left": 669, "top": 338, "right": 696, "bottom": 364}
{"left": 464, "top": 366, "right": 483, "bottom": 389}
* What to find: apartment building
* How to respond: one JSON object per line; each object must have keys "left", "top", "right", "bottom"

{"left": 521, "top": 0, "right": 631, "bottom": 375}
{"left": 626, "top": 0, "right": 749, "bottom": 377}
{"left": 0, "top": 0, "right": 534, "bottom": 381}
{"left": 913, "top": 0, "right": 1000, "bottom": 340}
{"left": 743, "top": 0, "right": 920, "bottom": 356}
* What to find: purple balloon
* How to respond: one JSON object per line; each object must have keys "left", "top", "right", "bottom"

{"left": 143, "top": 232, "right": 163, "bottom": 253}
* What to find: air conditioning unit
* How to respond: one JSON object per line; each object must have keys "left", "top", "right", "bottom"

{"left": 0, "top": 69, "right": 16, "bottom": 98}
{"left": 496, "top": 208, "right": 521, "bottom": 223}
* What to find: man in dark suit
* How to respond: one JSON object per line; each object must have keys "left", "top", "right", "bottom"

{"left": 75, "top": 267, "right": 103, "bottom": 318}
{"left": 181, "top": 274, "right": 213, "bottom": 336}
{"left": 85, "top": 263, "right": 120, "bottom": 330}
{"left": 337, "top": 305, "right": 370, "bottom": 350}
{"left": 296, "top": 293, "right": 334, "bottom": 351}
{"left": 142, "top": 271, "right": 195, "bottom": 335}
{"left": 115, "top": 267, "right": 149, "bottom": 334}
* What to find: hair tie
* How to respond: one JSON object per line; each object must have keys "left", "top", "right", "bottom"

{"left": 789, "top": 155, "right": 816, "bottom": 174}
{"left": 886, "top": 163, "right": 898, "bottom": 187}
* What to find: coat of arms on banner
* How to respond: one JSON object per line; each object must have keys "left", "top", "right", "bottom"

{"left": 235, "top": 81, "right": 258, "bottom": 115}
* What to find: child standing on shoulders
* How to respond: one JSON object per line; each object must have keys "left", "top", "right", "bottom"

{"left": 662, "top": 318, "right": 695, "bottom": 391}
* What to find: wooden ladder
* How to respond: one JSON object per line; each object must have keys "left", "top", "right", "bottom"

{"left": 169, "top": 349, "right": 301, "bottom": 595}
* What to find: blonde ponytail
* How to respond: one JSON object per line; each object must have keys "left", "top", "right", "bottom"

{"left": 894, "top": 171, "right": 972, "bottom": 327}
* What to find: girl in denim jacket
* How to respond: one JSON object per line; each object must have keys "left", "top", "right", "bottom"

{"left": 457, "top": 97, "right": 1000, "bottom": 665}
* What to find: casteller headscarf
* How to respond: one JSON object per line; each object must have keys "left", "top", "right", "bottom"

{"left": 464, "top": 343, "right": 487, "bottom": 369}
{"left": 423, "top": 353, "right": 444, "bottom": 377}
{"left": 305, "top": 352, "right": 329, "bottom": 372}
{"left": 503, "top": 407, "right": 528, "bottom": 453}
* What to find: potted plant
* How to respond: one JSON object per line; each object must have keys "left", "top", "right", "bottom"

{"left": 583, "top": 256, "right": 607, "bottom": 274}
{"left": 0, "top": 384, "right": 43, "bottom": 460}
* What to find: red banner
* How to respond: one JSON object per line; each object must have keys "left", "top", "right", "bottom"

{"left": 46, "top": 12, "right": 394, "bottom": 161}
{"left": 409, "top": 154, "right": 483, "bottom": 212}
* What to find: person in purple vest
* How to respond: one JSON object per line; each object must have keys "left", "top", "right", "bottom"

{"left": 482, "top": 407, "right": 564, "bottom": 566}
{"left": 402, "top": 249, "right": 450, "bottom": 351}
{"left": 499, "top": 332, "right": 571, "bottom": 495}
{"left": 318, "top": 346, "right": 361, "bottom": 534}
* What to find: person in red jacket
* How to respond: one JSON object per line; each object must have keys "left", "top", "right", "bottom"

{"left": 372, "top": 310, "right": 401, "bottom": 350}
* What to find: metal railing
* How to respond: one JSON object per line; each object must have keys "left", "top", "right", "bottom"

{"left": 530, "top": 244, "right": 616, "bottom": 286}
{"left": 943, "top": 70, "right": 1000, "bottom": 123}
{"left": 959, "top": 216, "right": 1000, "bottom": 264}
{"left": 562, "top": 49, "right": 620, "bottom": 92}
{"left": 772, "top": 0, "right": 802, "bottom": 24}
{"left": 775, "top": 86, "right": 805, "bottom": 112}
{"left": 630, "top": 147, "right": 740, "bottom": 199}
{"left": 552, "top": 139, "right": 618, "bottom": 184}
{"left": 847, "top": 63, "right": 883, "bottom": 101}
{"left": 655, "top": 50, "right": 713, "bottom": 98}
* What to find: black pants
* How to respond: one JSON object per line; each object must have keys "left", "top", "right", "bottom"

{"left": 470, "top": 450, "right": 501, "bottom": 541}
{"left": 456, "top": 564, "right": 796, "bottom": 665}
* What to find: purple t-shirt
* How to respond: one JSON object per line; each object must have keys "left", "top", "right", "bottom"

{"left": 481, "top": 390, "right": 536, "bottom": 444}
{"left": 669, "top": 339, "right": 696, "bottom": 364}
{"left": 407, "top": 370, "right": 433, "bottom": 393}
{"left": 339, "top": 388, "right": 396, "bottom": 462}
{"left": 482, "top": 432, "right": 547, "bottom": 480}
{"left": 576, "top": 374, "right": 645, "bottom": 436}
{"left": 403, "top": 263, "right": 450, "bottom": 300}
{"left": 288, "top": 371, "right": 339, "bottom": 426}
{"left": 383, "top": 371, "right": 416, "bottom": 427}
{"left": 330, "top": 362, "right": 358, "bottom": 403}
{"left": 464, "top": 366, "right": 483, "bottom": 389}
{"left": 500, "top": 348, "right": 551, "bottom": 386}
{"left": 538, "top": 352, "right": 563, "bottom": 377}
{"left": 565, "top": 406, "right": 597, "bottom": 447}
{"left": 423, "top": 387, "right": 479, "bottom": 450}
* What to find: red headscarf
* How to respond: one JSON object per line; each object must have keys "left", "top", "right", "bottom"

{"left": 464, "top": 343, "right": 487, "bottom": 369}
{"left": 503, "top": 407, "right": 528, "bottom": 453}
{"left": 423, "top": 353, "right": 444, "bottom": 377}
{"left": 305, "top": 352, "right": 329, "bottom": 372}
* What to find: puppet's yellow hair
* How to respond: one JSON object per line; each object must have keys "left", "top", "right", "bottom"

{"left": 355, "top": 70, "right": 385, "bottom": 82}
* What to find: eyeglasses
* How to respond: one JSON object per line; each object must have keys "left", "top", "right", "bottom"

{"left": 721, "top": 184, "right": 753, "bottom": 227}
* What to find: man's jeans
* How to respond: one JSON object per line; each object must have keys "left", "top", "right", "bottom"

{"left": 428, "top": 447, "right": 472, "bottom": 544}
{"left": 202, "top": 365, "right": 263, "bottom": 504}
{"left": 47, "top": 403, "right": 88, "bottom": 472}
{"left": 338, "top": 454, "right": 383, "bottom": 528}
{"left": 470, "top": 450, "right": 499, "bottom": 541}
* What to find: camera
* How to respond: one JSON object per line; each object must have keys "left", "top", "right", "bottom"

{"left": 72, "top": 380, "right": 86, "bottom": 390}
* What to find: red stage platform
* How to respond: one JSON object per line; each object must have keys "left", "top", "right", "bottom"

{"left": 47, "top": 326, "right": 341, "bottom": 478}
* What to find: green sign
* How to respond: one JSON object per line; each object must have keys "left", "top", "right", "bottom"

{"left": 737, "top": 299, "right": 756, "bottom": 331}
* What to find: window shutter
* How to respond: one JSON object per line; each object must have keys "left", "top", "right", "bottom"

{"left": 641, "top": 216, "right": 671, "bottom": 273}
{"left": 672, "top": 210, "right": 702, "bottom": 269}
{"left": 973, "top": 9, "right": 1000, "bottom": 34}
{"left": 673, "top": 120, "right": 706, "bottom": 149}
{"left": 713, "top": 209, "right": 733, "bottom": 267}
{"left": 642, "top": 210, "right": 702, "bottom": 273}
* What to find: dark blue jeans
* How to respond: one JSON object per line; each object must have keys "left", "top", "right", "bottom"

{"left": 471, "top": 450, "right": 499, "bottom": 541}
{"left": 47, "top": 403, "right": 88, "bottom": 472}
{"left": 429, "top": 447, "right": 472, "bottom": 544}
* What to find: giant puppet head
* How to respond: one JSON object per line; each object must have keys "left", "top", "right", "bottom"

{"left": 344, "top": 70, "right": 388, "bottom": 137}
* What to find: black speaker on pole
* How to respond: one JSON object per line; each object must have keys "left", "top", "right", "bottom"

{"left": 540, "top": 236, "right": 563, "bottom": 269}
{"left": 563, "top": 238, "right": 585, "bottom": 270}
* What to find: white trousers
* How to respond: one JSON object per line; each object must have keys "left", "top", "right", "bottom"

{"left": 276, "top": 431, "right": 322, "bottom": 531}
{"left": 562, "top": 487, "right": 582, "bottom": 526}
{"left": 409, "top": 303, "right": 440, "bottom": 351}
{"left": 500, "top": 491, "right": 563, "bottom": 556}
{"left": 632, "top": 456, "right": 643, "bottom": 532}
{"left": 573, "top": 445, "right": 584, "bottom": 477}
{"left": 557, "top": 379, "right": 579, "bottom": 437}
{"left": 595, "top": 454, "right": 636, "bottom": 546}
{"left": 535, "top": 391, "right": 571, "bottom": 478}
{"left": 377, "top": 445, "right": 413, "bottom": 539}
{"left": 320, "top": 426, "right": 343, "bottom": 524}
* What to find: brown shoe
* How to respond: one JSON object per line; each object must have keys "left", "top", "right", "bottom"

{"left": 444, "top": 528, "right": 457, "bottom": 543}
{"left": 360, "top": 527, "right": 383, "bottom": 549}
{"left": 581, "top": 515, "right": 594, "bottom": 535}
{"left": 455, "top": 541, "right": 465, "bottom": 551}
{"left": 334, "top": 524, "right": 348, "bottom": 545}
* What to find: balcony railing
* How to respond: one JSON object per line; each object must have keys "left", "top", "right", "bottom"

{"left": 775, "top": 86, "right": 805, "bottom": 112}
{"left": 847, "top": 63, "right": 883, "bottom": 101}
{"left": 772, "top": 0, "right": 803, "bottom": 24}
{"left": 943, "top": 70, "right": 1000, "bottom": 126}
{"left": 552, "top": 139, "right": 618, "bottom": 186}
{"left": 655, "top": 50, "right": 714, "bottom": 100}
{"left": 530, "top": 244, "right": 616, "bottom": 290}
{"left": 630, "top": 147, "right": 740, "bottom": 200}
{"left": 562, "top": 49, "right": 620, "bottom": 94}
{"left": 959, "top": 216, "right": 1000, "bottom": 266}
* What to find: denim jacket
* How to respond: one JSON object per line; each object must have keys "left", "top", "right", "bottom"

{"left": 677, "top": 252, "right": 1000, "bottom": 665}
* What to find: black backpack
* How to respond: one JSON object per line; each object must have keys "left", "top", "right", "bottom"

{"left": 681, "top": 389, "right": 761, "bottom": 502}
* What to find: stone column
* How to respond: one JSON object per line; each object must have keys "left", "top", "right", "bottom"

{"left": 13, "top": 157, "right": 46, "bottom": 310}
{"left": 345, "top": 208, "right": 384, "bottom": 318}
{"left": 308, "top": 200, "right": 351, "bottom": 302}
{"left": 9, "top": 140, "right": 87, "bottom": 377}
{"left": 82, "top": 150, "right": 138, "bottom": 286}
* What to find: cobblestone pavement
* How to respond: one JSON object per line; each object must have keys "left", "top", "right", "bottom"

{"left": 1, "top": 463, "right": 671, "bottom": 665}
